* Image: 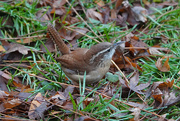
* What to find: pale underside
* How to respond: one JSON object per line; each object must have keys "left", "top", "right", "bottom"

{"left": 57, "top": 48, "right": 112, "bottom": 85}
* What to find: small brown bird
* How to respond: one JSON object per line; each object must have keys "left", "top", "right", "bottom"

{"left": 47, "top": 25, "right": 124, "bottom": 85}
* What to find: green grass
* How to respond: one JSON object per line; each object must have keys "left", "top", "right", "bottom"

{"left": 0, "top": 0, "right": 180, "bottom": 120}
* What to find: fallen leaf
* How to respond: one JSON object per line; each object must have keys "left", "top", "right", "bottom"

{"left": 40, "top": 38, "right": 55, "bottom": 53}
{"left": 36, "top": 9, "right": 49, "bottom": 24}
{"left": 125, "top": 57, "right": 143, "bottom": 71}
{"left": 6, "top": 43, "right": 31, "bottom": 55}
{"left": 87, "top": 9, "right": 103, "bottom": 23}
{"left": 4, "top": 98, "right": 22, "bottom": 109}
{"left": 0, "top": 71, "right": 9, "bottom": 91}
{"left": 53, "top": 0, "right": 66, "bottom": 8}
{"left": 115, "top": 14, "right": 127, "bottom": 27}
{"left": 153, "top": 88, "right": 163, "bottom": 108}
{"left": 131, "top": 6, "right": 148, "bottom": 22}
{"left": 164, "top": 91, "right": 180, "bottom": 107}
{"left": 148, "top": 47, "right": 163, "bottom": 55}
{"left": 28, "top": 93, "right": 47, "bottom": 120}
{"left": 115, "top": 0, "right": 123, "bottom": 10}
{"left": 62, "top": 101, "right": 74, "bottom": 110}
{"left": 111, "top": 9, "right": 117, "bottom": 19}
{"left": 158, "top": 78, "right": 174, "bottom": 89}
{"left": 51, "top": 7, "right": 66, "bottom": 16}
{"left": 121, "top": 72, "right": 150, "bottom": 94}
{"left": 131, "top": 108, "right": 141, "bottom": 121}
{"left": 0, "top": 45, "right": 5, "bottom": 52}
{"left": 95, "top": 0, "right": 105, "bottom": 7}
{"left": 155, "top": 56, "right": 170, "bottom": 72}
{"left": 1, "top": 40, "right": 33, "bottom": 55}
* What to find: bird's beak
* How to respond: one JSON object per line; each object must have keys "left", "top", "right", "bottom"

{"left": 113, "top": 41, "right": 125, "bottom": 47}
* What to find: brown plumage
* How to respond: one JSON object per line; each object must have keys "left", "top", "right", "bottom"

{"left": 47, "top": 24, "right": 123, "bottom": 85}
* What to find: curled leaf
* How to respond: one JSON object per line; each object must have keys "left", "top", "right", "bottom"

{"left": 155, "top": 56, "right": 170, "bottom": 72}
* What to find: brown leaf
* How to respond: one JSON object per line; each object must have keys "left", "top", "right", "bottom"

{"left": 95, "top": 0, "right": 105, "bottom": 7}
{"left": 6, "top": 43, "right": 31, "bottom": 55}
{"left": 40, "top": 38, "right": 55, "bottom": 53}
{"left": 62, "top": 15, "right": 80, "bottom": 25}
{"left": 87, "top": 9, "right": 103, "bottom": 23}
{"left": 158, "top": 78, "right": 174, "bottom": 89}
{"left": 121, "top": 72, "right": 150, "bottom": 94}
{"left": 16, "top": 38, "right": 34, "bottom": 44}
{"left": 101, "top": 7, "right": 110, "bottom": 24}
{"left": 115, "top": 14, "right": 127, "bottom": 27}
{"left": 84, "top": 98, "right": 94, "bottom": 106}
{"left": 53, "top": 0, "right": 66, "bottom": 8}
{"left": 0, "top": 71, "right": 9, "bottom": 91}
{"left": 36, "top": 9, "right": 49, "bottom": 24}
{"left": 4, "top": 98, "right": 22, "bottom": 109}
{"left": 164, "top": 91, "right": 180, "bottom": 107}
{"left": 0, "top": 45, "right": 5, "bottom": 52}
{"left": 125, "top": 57, "right": 143, "bottom": 71}
{"left": 126, "top": 7, "right": 140, "bottom": 26}
{"left": 131, "top": 6, "right": 148, "bottom": 22}
{"left": 131, "top": 108, "right": 141, "bottom": 121}
{"left": 111, "top": 9, "right": 117, "bottom": 19}
{"left": 148, "top": 47, "right": 163, "bottom": 55}
{"left": 153, "top": 88, "right": 163, "bottom": 108}
{"left": 145, "top": 79, "right": 174, "bottom": 101}
{"left": 1, "top": 40, "right": 33, "bottom": 55}
{"left": 62, "top": 101, "right": 74, "bottom": 110}
{"left": 125, "top": 35, "right": 149, "bottom": 58}
{"left": 28, "top": 93, "right": 47, "bottom": 120}
{"left": 63, "top": 86, "right": 75, "bottom": 98}
{"left": 148, "top": 45, "right": 169, "bottom": 55}
{"left": 115, "top": 0, "right": 123, "bottom": 10}
{"left": 50, "top": 92, "right": 66, "bottom": 105}
{"left": 155, "top": 56, "right": 170, "bottom": 72}
{"left": 51, "top": 7, "right": 66, "bottom": 16}
{"left": 18, "top": 92, "right": 34, "bottom": 102}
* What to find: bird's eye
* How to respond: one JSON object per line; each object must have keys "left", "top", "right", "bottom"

{"left": 107, "top": 49, "right": 111, "bottom": 52}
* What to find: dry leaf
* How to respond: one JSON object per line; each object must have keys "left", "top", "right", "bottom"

{"left": 131, "top": 108, "right": 141, "bottom": 121}
{"left": 115, "top": 0, "right": 123, "bottom": 10}
{"left": 40, "top": 38, "right": 55, "bottom": 53}
{"left": 51, "top": 7, "right": 66, "bottom": 16}
{"left": 95, "top": 0, "right": 105, "bottom": 7}
{"left": 87, "top": 9, "right": 103, "bottom": 23}
{"left": 4, "top": 99, "right": 22, "bottom": 109}
{"left": 120, "top": 72, "right": 150, "bottom": 94}
{"left": 36, "top": 9, "right": 49, "bottom": 23}
{"left": 5, "top": 43, "right": 30, "bottom": 55}
{"left": 0, "top": 45, "right": 5, "bottom": 52}
{"left": 0, "top": 71, "right": 9, "bottom": 91}
{"left": 148, "top": 46, "right": 169, "bottom": 55}
{"left": 125, "top": 57, "right": 143, "bottom": 71}
{"left": 148, "top": 47, "right": 163, "bottom": 55}
{"left": 53, "top": 0, "right": 66, "bottom": 8}
{"left": 131, "top": 6, "right": 148, "bottom": 22}
{"left": 28, "top": 93, "right": 47, "bottom": 120}
{"left": 155, "top": 56, "right": 170, "bottom": 72}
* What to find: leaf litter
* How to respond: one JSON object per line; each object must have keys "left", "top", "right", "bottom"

{"left": 0, "top": 0, "right": 179, "bottom": 120}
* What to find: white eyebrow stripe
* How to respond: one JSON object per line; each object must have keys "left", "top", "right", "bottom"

{"left": 89, "top": 47, "right": 110, "bottom": 64}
